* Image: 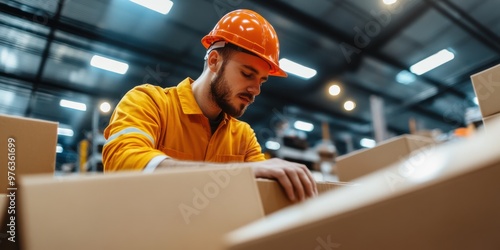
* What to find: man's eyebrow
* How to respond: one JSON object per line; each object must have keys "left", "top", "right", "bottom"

{"left": 242, "top": 65, "right": 268, "bottom": 82}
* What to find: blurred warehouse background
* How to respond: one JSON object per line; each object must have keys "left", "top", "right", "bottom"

{"left": 0, "top": 0, "right": 499, "bottom": 172}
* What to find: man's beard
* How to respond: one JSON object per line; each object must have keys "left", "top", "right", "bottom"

{"left": 210, "top": 65, "right": 252, "bottom": 118}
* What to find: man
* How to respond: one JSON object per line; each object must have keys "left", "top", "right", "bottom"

{"left": 103, "top": 9, "right": 317, "bottom": 202}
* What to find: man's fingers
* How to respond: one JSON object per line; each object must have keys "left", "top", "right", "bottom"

{"left": 275, "top": 172, "right": 296, "bottom": 202}
{"left": 300, "top": 164, "right": 318, "bottom": 196}
{"left": 285, "top": 169, "right": 305, "bottom": 201}
{"left": 295, "top": 165, "right": 317, "bottom": 198}
{"left": 251, "top": 159, "right": 319, "bottom": 202}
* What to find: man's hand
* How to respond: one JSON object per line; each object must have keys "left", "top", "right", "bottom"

{"left": 157, "top": 157, "right": 318, "bottom": 202}
{"left": 249, "top": 158, "right": 318, "bottom": 202}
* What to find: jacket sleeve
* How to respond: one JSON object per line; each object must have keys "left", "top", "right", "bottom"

{"left": 103, "top": 84, "right": 168, "bottom": 171}
{"left": 244, "top": 126, "right": 266, "bottom": 162}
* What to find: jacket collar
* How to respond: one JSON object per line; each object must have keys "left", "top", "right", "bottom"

{"left": 177, "top": 77, "right": 231, "bottom": 123}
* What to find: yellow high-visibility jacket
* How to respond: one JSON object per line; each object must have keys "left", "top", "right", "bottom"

{"left": 103, "top": 78, "right": 265, "bottom": 172}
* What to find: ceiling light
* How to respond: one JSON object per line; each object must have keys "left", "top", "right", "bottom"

{"left": 294, "top": 120, "right": 314, "bottom": 132}
{"left": 90, "top": 55, "right": 129, "bottom": 74}
{"left": 60, "top": 99, "right": 87, "bottom": 111}
{"left": 328, "top": 84, "right": 341, "bottom": 96}
{"left": 396, "top": 70, "right": 416, "bottom": 84}
{"left": 383, "top": 0, "right": 397, "bottom": 5}
{"left": 56, "top": 144, "right": 63, "bottom": 153}
{"left": 58, "top": 128, "right": 74, "bottom": 137}
{"left": 130, "top": 0, "right": 173, "bottom": 14}
{"left": 409, "top": 49, "right": 455, "bottom": 75}
{"left": 360, "top": 138, "right": 376, "bottom": 148}
{"left": 1, "top": 49, "right": 18, "bottom": 70}
{"left": 279, "top": 58, "right": 317, "bottom": 79}
{"left": 100, "top": 102, "right": 112, "bottom": 113}
{"left": 0, "top": 89, "right": 15, "bottom": 106}
{"left": 265, "top": 140, "right": 281, "bottom": 150}
{"left": 344, "top": 100, "right": 356, "bottom": 111}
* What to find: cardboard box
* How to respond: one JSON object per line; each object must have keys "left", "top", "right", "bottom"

{"left": 256, "top": 179, "right": 353, "bottom": 215}
{"left": 0, "top": 114, "right": 58, "bottom": 193}
{"left": 482, "top": 112, "right": 500, "bottom": 132}
{"left": 225, "top": 121, "right": 500, "bottom": 250}
{"left": 336, "top": 134, "right": 435, "bottom": 181}
{"left": 471, "top": 63, "right": 500, "bottom": 117}
{"left": 19, "top": 166, "right": 264, "bottom": 250}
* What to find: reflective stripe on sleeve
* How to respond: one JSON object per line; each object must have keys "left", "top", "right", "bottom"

{"left": 105, "top": 127, "right": 155, "bottom": 146}
{"left": 143, "top": 155, "right": 169, "bottom": 173}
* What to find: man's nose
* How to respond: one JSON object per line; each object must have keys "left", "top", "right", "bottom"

{"left": 247, "top": 81, "right": 261, "bottom": 96}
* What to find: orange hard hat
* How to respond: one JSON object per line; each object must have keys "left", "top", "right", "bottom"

{"left": 201, "top": 9, "right": 287, "bottom": 77}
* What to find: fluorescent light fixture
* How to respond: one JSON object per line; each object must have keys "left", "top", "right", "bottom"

{"left": 328, "top": 84, "right": 341, "bottom": 96}
{"left": 0, "top": 89, "right": 15, "bottom": 105}
{"left": 383, "top": 0, "right": 397, "bottom": 5}
{"left": 279, "top": 58, "right": 317, "bottom": 79}
{"left": 294, "top": 120, "right": 314, "bottom": 132}
{"left": 60, "top": 99, "right": 87, "bottom": 111}
{"left": 100, "top": 101, "right": 112, "bottom": 113}
{"left": 56, "top": 144, "right": 63, "bottom": 153}
{"left": 344, "top": 100, "right": 356, "bottom": 111}
{"left": 396, "top": 70, "right": 416, "bottom": 84}
{"left": 130, "top": 0, "right": 173, "bottom": 14}
{"left": 409, "top": 49, "right": 455, "bottom": 75}
{"left": 58, "top": 128, "right": 74, "bottom": 137}
{"left": 90, "top": 55, "right": 129, "bottom": 74}
{"left": 360, "top": 138, "right": 376, "bottom": 148}
{"left": 473, "top": 97, "right": 478, "bottom": 105}
{"left": 265, "top": 140, "right": 281, "bottom": 150}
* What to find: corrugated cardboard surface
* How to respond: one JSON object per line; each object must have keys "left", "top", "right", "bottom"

{"left": 19, "top": 166, "right": 264, "bottom": 250}
{"left": 225, "top": 119, "right": 500, "bottom": 250}
{"left": 482, "top": 112, "right": 500, "bottom": 132}
{"left": 471, "top": 63, "right": 500, "bottom": 117}
{"left": 256, "top": 179, "right": 353, "bottom": 215}
{"left": 336, "top": 134, "right": 435, "bottom": 181}
{"left": 0, "top": 114, "right": 58, "bottom": 193}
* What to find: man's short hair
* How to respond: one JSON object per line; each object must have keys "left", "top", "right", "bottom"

{"left": 203, "top": 41, "right": 261, "bottom": 69}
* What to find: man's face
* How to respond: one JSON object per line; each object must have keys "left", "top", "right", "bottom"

{"left": 210, "top": 51, "right": 270, "bottom": 118}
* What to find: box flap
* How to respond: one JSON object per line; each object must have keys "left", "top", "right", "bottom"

{"left": 483, "top": 112, "right": 500, "bottom": 133}
{"left": 470, "top": 64, "right": 500, "bottom": 117}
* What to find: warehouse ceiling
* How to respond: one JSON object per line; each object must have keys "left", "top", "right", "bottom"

{"left": 1, "top": 0, "right": 499, "bottom": 160}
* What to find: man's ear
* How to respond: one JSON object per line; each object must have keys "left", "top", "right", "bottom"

{"left": 207, "top": 50, "right": 222, "bottom": 73}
